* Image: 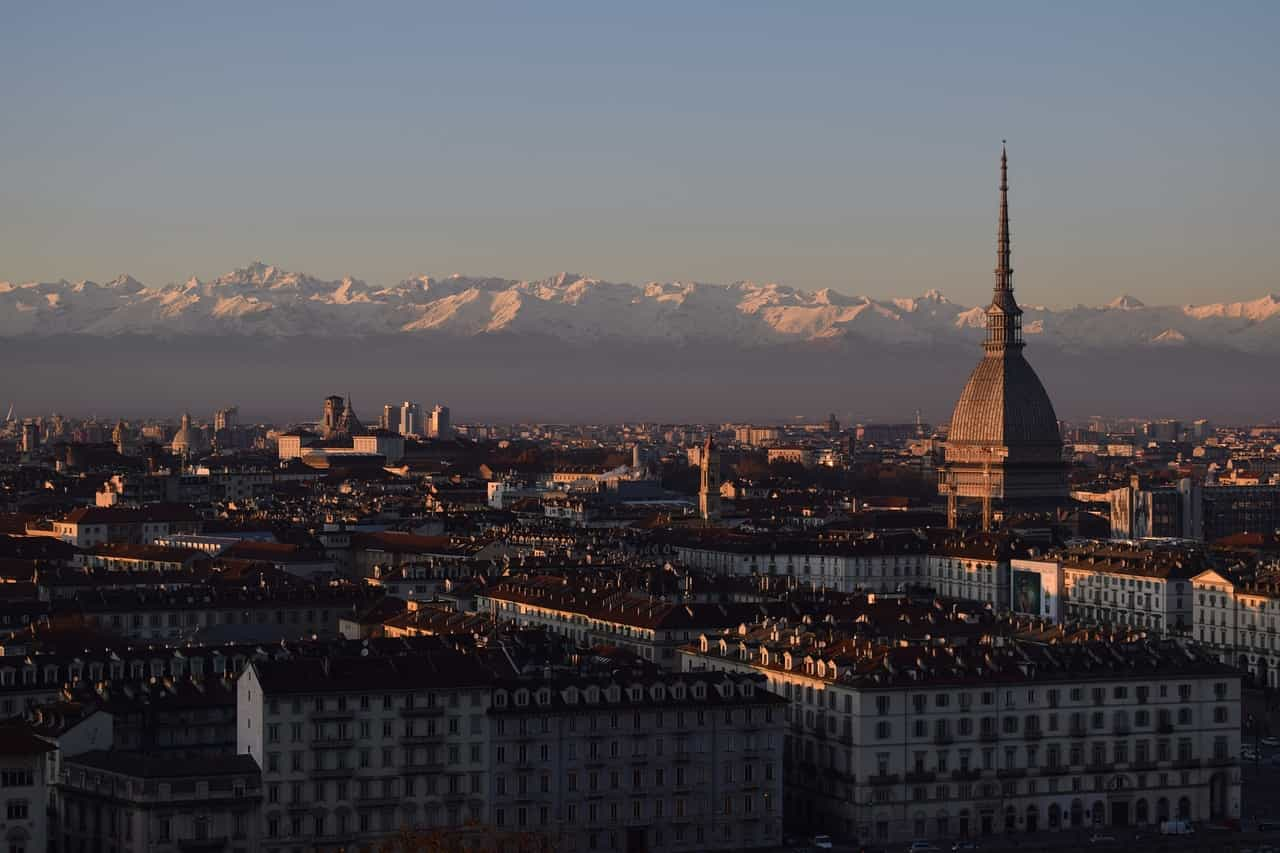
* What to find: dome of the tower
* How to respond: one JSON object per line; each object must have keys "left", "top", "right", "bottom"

{"left": 947, "top": 352, "right": 1061, "bottom": 448}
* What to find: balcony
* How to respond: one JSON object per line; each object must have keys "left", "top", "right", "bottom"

{"left": 309, "top": 710, "right": 355, "bottom": 722}
{"left": 1023, "top": 729, "right": 1043, "bottom": 741}
{"left": 996, "top": 769, "right": 1026, "bottom": 780}
{"left": 1173, "top": 758, "right": 1202, "bottom": 769}
{"left": 311, "top": 738, "right": 354, "bottom": 749}
{"left": 905, "top": 771, "right": 936, "bottom": 784}
{"left": 1113, "top": 724, "right": 1131, "bottom": 736}
{"left": 1206, "top": 756, "right": 1235, "bottom": 767}
{"left": 1068, "top": 724, "right": 1088, "bottom": 738}
{"left": 978, "top": 731, "right": 998, "bottom": 742}
{"left": 867, "top": 774, "right": 899, "bottom": 786}
{"left": 1157, "top": 722, "right": 1174, "bottom": 734}
{"left": 1130, "top": 760, "right": 1156, "bottom": 771}
{"left": 312, "top": 767, "right": 355, "bottom": 779}
{"left": 932, "top": 733, "right": 954, "bottom": 746}
{"left": 355, "top": 794, "right": 401, "bottom": 806}
{"left": 400, "top": 706, "right": 445, "bottom": 718}
{"left": 178, "top": 838, "right": 229, "bottom": 852}
{"left": 1041, "top": 766, "right": 1069, "bottom": 776}
{"left": 403, "top": 760, "right": 446, "bottom": 772}
{"left": 1085, "top": 763, "right": 1111, "bottom": 774}
{"left": 951, "top": 769, "right": 981, "bottom": 782}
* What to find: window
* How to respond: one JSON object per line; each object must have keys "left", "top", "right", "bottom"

{"left": 5, "top": 799, "right": 27, "bottom": 820}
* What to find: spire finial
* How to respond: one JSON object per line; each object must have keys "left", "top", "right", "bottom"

{"left": 996, "top": 143, "right": 1011, "bottom": 291}
{"left": 985, "top": 143, "right": 1023, "bottom": 351}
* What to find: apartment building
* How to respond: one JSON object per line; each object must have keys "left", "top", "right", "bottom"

{"left": 1193, "top": 568, "right": 1280, "bottom": 689}
{"left": 0, "top": 725, "right": 55, "bottom": 853}
{"left": 238, "top": 647, "right": 507, "bottom": 850}
{"left": 670, "top": 531, "right": 930, "bottom": 594}
{"left": 1055, "top": 545, "right": 1199, "bottom": 634}
{"left": 58, "top": 752, "right": 262, "bottom": 853}
{"left": 681, "top": 623, "right": 1240, "bottom": 846}
{"left": 477, "top": 575, "right": 767, "bottom": 668}
{"left": 237, "top": 642, "right": 786, "bottom": 852}
{"left": 670, "top": 530, "right": 1013, "bottom": 609}
{"left": 48, "top": 505, "right": 202, "bottom": 548}
{"left": 487, "top": 671, "right": 785, "bottom": 852}
{"left": 68, "top": 584, "right": 371, "bottom": 642}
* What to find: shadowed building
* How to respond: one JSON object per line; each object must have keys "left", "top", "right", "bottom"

{"left": 699, "top": 435, "right": 721, "bottom": 522}
{"left": 940, "top": 148, "right": 1067, "bottom": 529}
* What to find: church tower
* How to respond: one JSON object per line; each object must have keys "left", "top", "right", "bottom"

{"left": 940, "top": 146, "right": 1067, "bottom": 529}
{"left": 698, "top": 435, "right": 721, "bottom": 522}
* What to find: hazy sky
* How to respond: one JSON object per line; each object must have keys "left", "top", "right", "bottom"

{"left": 2, "top": 2, "right": 1277, "bottom": 307}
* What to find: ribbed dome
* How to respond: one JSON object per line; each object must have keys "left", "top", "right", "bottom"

{"left": 948, "top": 350, "right": 1061, "bottom": 447}
{"left": 171, "top": 413, "right": 199, "bottom": 455}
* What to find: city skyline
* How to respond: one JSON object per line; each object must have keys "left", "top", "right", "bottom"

{"left": 3, "top": 6, "right": 1278, "bottom": 852}
{"left": 3, "top": 4, "right": 1279, "bottom": 306}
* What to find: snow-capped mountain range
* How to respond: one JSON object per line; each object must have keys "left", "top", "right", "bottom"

{"left": 3, "top": 261, "right": 1280, "bottom": 351}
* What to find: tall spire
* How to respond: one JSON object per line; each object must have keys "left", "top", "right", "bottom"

{"left": 985, "top": 141, "right": 1023, "bottom": 352}
{"left": 996, "top": 142, "right": 1012, "bottom": 293}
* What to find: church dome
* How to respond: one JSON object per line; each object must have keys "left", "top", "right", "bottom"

{"left": 948, "top": 351, "right": 1061, "bottom": 448}
{"left": 940, "top": 146, "right": 1067, "bottom": 520}
{"left": 171, "top": 413, "right": 199, "bottom": 456}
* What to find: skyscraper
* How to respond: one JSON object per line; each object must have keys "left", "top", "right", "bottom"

{"left": 399, "top": 401, "right": 423, "bottom": 438}
{"left": 939, "top": 147, "right": 1067, "bottom": 529}
{"left": 214, "top": 406, "right": 239, "bottom": 432}
{"left": 20, "top": 420, "right": 39, "bottom": 454}
{"left": 429, "top": 404, "right": 452, "bottom": 439}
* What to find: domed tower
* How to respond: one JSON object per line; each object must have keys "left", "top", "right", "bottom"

{"left": 171, "top": 412, "right": 199, "bottom": 459}
{"left": 940, "top": 147, "right": 1066, "bottom": 529}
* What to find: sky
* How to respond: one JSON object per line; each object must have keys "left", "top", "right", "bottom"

{"left": 2, "top": 2, "right": 1278, "bottom": 308}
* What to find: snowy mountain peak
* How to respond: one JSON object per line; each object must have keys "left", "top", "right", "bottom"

{"left": 1149, "top": 328, "right": 1188, "bottom": 346}
{"left": 2, "top": 264, "right": 1280, "bottom": 352}
{"left": 1107, "top": 294, "right": 1145, "bottom": 310}
{"left": 105, "top": 274, "right": 145, "bottom": 292}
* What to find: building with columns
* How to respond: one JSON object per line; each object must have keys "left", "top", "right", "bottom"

{"left": 939, "top": 147, "right": 1067, "bottom": 529}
